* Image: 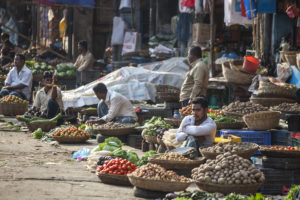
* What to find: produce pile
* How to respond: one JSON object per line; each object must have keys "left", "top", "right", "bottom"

{"left": 179, "top": 105, "right": 192, "bottom": 116}
{"left": 97, "top": 156, "right": 114, "bottom": 166}
{"left": 154, "top": 152, "right": 191, "bottom": 161}
{"left": 142, "top": 116, "right": 172, "bottom": 137}
{"left": 56, "top": 63, "right": 76, "bottom": 79}
{"left": 260, "top": 145, "right": 300, "bottom": 151}
{"left": 112, "top": 149, "right": 139, "bottom": 165}
{"left": 17, "top": 112, "right": 61, "bottom": 123}
{"left": 202, "top": 143, "right": 256, "bottom": 154}
{"left": 163, "top": 191, "right": 217, "bottom": 200}
{"left": 192, "top": 152, "right": 265, "bottom": 185}
{"left": 137, "top": 150, "right": 159, "bottom": 166}
{"left": 271, "top": 102, "right": 300, "bottom": 113}
{"left": 208, "top": 113, "right": 238, "bottom": 123}
{"left": 96, "top": 158, "right": 137, "bottom": 175}
{"left": 95, "top": 122, "right": 133, "bottom": 129}
{"left": 32, "top": 128, "right": 46, "bottom": 139}
{"left": 131, "top": 163, "right": 191, "bottom": 183}
{"left": 25, "top": 60, "right": 55, "bottom": 75}
{"left": 86, "top": 150, "right": 113, "bottom": 171}
{"left": 0, "top": 95, "right": 27, "bottom": 103}
{"left": 52, "top": 126, "right": 90, "bottom": 138}
{"left": 222, "top": 101, "right": 268, "bottom": 115}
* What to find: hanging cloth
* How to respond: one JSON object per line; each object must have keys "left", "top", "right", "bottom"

{"left": 224, "top": 0, "right": 252, "bottom": 26}
{"left": 182, "top": 0, "right": 195, "bottom": 8}
{"left": 175, "top": 13, "right": 192, "bottom": 42}
{"left": 241, "top": 0, "right": 247, "bottom": 17}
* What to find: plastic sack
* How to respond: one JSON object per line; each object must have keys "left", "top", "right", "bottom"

{"left": 72, "top": 148, "right": 91, "bottom": 159}
{"left": 111, "top": 17, "right": 126, "bottom": 45}
{"left": 122, "top": 32, "right": 141, "bottom": 55}
{"left": 243, "top": 0, "right": 257, "bottom": 19}
{"left": 277, "top": 63, "right": 292, "bottom": 83}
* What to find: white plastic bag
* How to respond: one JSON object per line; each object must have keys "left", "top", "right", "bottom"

{"left": 121, "top": 32, "right": 140, "bottom": 55}
{"left": 111, "top": 17, "right": 126, "bottom": 45}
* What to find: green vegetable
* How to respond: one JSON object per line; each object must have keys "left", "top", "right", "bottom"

{"left": 137, "top": 150, "right": 158, "bottom": 166}
{"left": 113, "top": 148, "right": 127, "bottom": 158}
{"left": 105, "top": 137, "right": 123, "bottom": 147}
{"left": 249, "top": 193, "right": 266, "bottom": 200}
{"left": 93, "top": 137, "right": 123, "bottom": 152}
{"left": 33, "top": 128, "right": 45, "bottom": 139}
{"left": 225, "top": 193, "right": 247, "bottom": 200}
{"left": 16, "top": 115, "right": 32, "bottom": 123}
{"left": 49, "top": 113, "right": 62, "bottom": 122}
{"left": 79, "top": 124, "right": 86, "bottom": 130}
{"left": 284, "top": 185, "right": 300, "bottom": 200}
{"left": 126, "top": 151, "right": 139, "bottom": 164}
{"left": 174, "top": 197, "right": 192, "bottom": 200}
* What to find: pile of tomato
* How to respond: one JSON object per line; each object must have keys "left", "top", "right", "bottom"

{"left": 265, "top": 146, "right": 300, "bottom": 151}
{"left": 96, "top": 158, "right": 137, "bottom": 175}
{"left": 52, "top": 126, "right": 90, "bottom": 138}
{"left": 179, "top": 105, "right": 192, "bottom": 115}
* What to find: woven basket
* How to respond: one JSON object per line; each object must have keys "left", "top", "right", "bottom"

{"left": 94, "top": 125, "right": 135, "bottom": 136}
{"left": 80, "top": 108, "right": 97, "bottom": 115}
{"left": 199, "top": 143, "right": 259, "bottom": 159}
{"left": 156, "top": 85, "right": 180, "bottom": 102}
{"left": 52, "top": 136, "right": 89, "bottom": 143}
{"left": 243, "top": 111, "right": 281, "bottom": 130}
{"left": 223, "top": 111, "right": 244, "bottom": 119}
{"left": 259, "top": 146, "right": 300, "bottom": 158}
{"left": 148, "top": 157, "right": 205, "bottom": 170}
{"left": 250, "top": 97, "right": 297, "bottom": 107}
{"left": 0, "top": 102, "right": 28, "bottom": 116}
{"left": 127, "top": 175, "right": 192, "bottom": 192}
{"left": 284, "top": 51, "right": 300, "bottom": 66}
{"left": 144, "top": 135, "right": 159, "bottom": 144}
{"left": 97, "top": 173, "right": 132, "bottom": 186}
{"left": 257, "top": 81, "right": 297, "bottom": 99}
{"left": 222, "top": 62, "right": 255, "bottom": 85}
{"left": 195, "top": 182, "right": 263, "bottom": 195}
{"left": 26, "top": 121, "right": 57, "bottom": 132}
{"left": 164, "top": 118, "right": 182, "bottom": 127}
{"left": 216, "top": 121, "right": 246, "bottom": 130}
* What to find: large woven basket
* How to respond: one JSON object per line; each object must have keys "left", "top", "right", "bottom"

{"left": 222, "top": 62, "right": 255, "bottom": 85}
{"left": 164, "top": 118, "right": 182, "bottom": 127}
{"left": 95, "top": 125, "right": 135, "bottom": 136}
{"left": 195, "top": 182, "right": 263, "bottom": 195}
{"left": 284, "top": 51, "right": 300, "bottom": 66}
{"left": 26, "top": 121, "right": 57, "bottom": 132}
{"left": 223, "top": 111, "right": 244, "bottom": 119}
{"left": 243, "top": 111, "right": 281, "bottom": 130}
{"left": 144, "top": 135, "right": 159, "bottom": 144}
{"left": 127, "top": 175, "right": 192, "bottom": 192}
{"left": 200, "top": 143, "right": 259, "bottom": 159}
{"left": 97, "top": 173, "right": 132, "bottom": 186}
{"left": 259, "top": 146, "right": 300, "bottom": 158}
{"left": 148, "top": 157, "right": 205, "bottom": 170}
{"left": 257, "top": 81, "right": 297, "bottom": 99}
{"left": 216, "top": 121, "right": 246, "bottom": 130}
{"left": 250, "top": 97, "right": 296, "bottom": 107}
{"left": 156, "top": 85, "right": 180, "bottom": 102}
{"left": 0, "top": 102, "right": 28, "bottom": 116}
{"left": 52, "top": 136, "right": 89, "bottom": 143}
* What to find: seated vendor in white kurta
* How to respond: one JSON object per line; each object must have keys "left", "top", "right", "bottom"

{"left": 176, "top": 97, "right": 216, "bottom": 153}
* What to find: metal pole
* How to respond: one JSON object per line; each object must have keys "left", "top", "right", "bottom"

{"left": 210, "top": 0, "right": 216, "bottom": 76}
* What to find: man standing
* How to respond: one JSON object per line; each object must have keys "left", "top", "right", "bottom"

{"left": 32, "top": 71, "right": 63, "bottom": 118}
{"left": 74, "top": 40, "right": 94, "bottom": 71}
{"left": 176, "top": 97, "right": 216, "bottom": 153}
{"left": 0, "top": 54, "right": 32, "bottom": 100}
{"left": 180, "top": 46, "right": 209, "bottom": 107}
{"left": 87, "top": 83, "right": 137, "bottom": 124}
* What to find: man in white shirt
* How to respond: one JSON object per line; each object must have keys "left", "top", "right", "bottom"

{"left": 176, "top": 97, "right": 216, "bottom": 153}
{"left": 86, "top": 83, "right": 137, "bottom": 124}
{"left": 32, "top": 71, "right": 63, "bottom": 118}
{"left": 0, "top": 54, "right": 32, "bottom": 100}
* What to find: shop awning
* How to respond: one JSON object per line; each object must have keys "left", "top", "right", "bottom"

{"left": 49, "top": 0, "right": 95, "bottom": 7}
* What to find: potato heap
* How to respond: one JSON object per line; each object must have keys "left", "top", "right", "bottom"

{"left": 0, "top": 95, "right": 27, "bottom": 103}
{"left": 131, "top": 163, "right": 191, "bottom": 183}
{"left": 192, "top": 152, "right": 265, "bottom": 185}
{"left": 203, "top": 143, "right": 254, "bottom": 154}
{"left": 95, "top": 122, "right": 131, "bottom": 129}
{"left": 222, "top": 101, "right": 268, "bottom": 115}
{"left": 157, "top": 152, "right": 191, "bottom": 161}
{"left": 271, "top": 103, "right": 300, "bottom": 113}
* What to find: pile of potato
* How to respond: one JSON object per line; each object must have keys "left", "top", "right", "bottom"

{"left": 157, "top": 152, "right": 191, "bottom": 161}
{"left": 95, "top": 122, "right": 131, "bottom": 129}
{"left": 222, "top": 101, "right": 268, "bottom": 115}
{"left": 271, "top": 103, "right": 300, "bottom": 113}
{"left": 192, "top": 152, "right": 265, "bottom": 185}
{"left": 203, "top": 143, "right": 254, "bottom": 154}
{"left": 131, "top": 163, "right": 191, "bottom": 183}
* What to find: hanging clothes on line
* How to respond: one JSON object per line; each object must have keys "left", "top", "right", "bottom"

{"left": 224, "top": 0, "right": 252, "bottom": 26}
{"left": 175, "top": 13, "right": 192, "bottom": 42}
{"left": 179, "top": 0, "right": 194, "bottom": 13}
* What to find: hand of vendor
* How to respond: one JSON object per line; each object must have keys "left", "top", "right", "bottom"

{"left": 86, "top": 118, "right": 105, "bottom": 125}
{"left": 3, "top": 85, "right": 12, "bottom": 90}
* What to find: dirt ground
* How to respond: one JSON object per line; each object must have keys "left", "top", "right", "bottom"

{"left": 0, "top": 128, "right": 143, "bottom": 200}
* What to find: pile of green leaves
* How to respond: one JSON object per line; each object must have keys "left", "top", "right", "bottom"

{"left": 284, "top": 185, "right": 300, "bottom": 200}
{"left": 33, "top": 128, "right": 46, "bottom": 139}
{"left": 137, "top": 150, "right": 158, "bottom": 166}
{"left": 208, "top": 113, "right": 238, "bottom": 123}
{"left": 113, "top": 149, "right": 139, "bottom": 164}
{"left": 143, "top": 116, "right": 172, "bottom": 136}
{"left": 93, "top": 137, "right": 123, "bottom": 152}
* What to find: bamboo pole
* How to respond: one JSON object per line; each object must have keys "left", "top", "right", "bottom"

{"left": 0, "top": 23, "right": 71, "bottom": 61}
{"left": 210, "top": 0, "right": 216, "bottom": 76}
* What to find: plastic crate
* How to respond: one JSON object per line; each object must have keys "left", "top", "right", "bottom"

{"left": 270, "top": 130, "right": 292, "bottom": 146}
{"left": 220, "top": 129, "right": 271, "bottom": 145}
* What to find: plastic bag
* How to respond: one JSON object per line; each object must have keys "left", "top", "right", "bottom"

{"left": 72, "top": 148, "right": 91, "bottom": 159}
{"left": 277, "top": 63, "right": 292, "bottom": 83}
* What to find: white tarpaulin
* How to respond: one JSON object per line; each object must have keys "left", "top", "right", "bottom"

{"left": 62, "top": 57, "right": 189, "bottom": 110}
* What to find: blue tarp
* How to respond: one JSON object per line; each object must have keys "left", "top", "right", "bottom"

{"left": 49, "top": 0, "right": 94, "bottom": 7}
{"left": 257, "top": 0, "right": 276, "bottom": 14}
{"left": 289, "top": 66, "right": 300, "bottom": 88}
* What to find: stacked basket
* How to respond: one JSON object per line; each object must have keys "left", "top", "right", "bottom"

{"left": 243, "top": 111, "right": 281, "bottom": 130}
{"left": 0, "top": 102, "right": 28, "bottom": 116}
{"left": 155, "top": 85, "right": 180, "bottom": 102}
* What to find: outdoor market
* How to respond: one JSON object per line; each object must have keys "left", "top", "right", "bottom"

{"left": 0, "top": 0, "right": 300, "bottom": 200}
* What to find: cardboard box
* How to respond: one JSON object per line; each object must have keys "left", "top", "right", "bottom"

{"left": 192, "top": 23, "right": 210, "bottom": 43}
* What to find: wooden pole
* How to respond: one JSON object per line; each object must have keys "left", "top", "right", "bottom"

{"left": 210, "top": 0, "right": 216, "bottom": 76}
{"left": 0, "top": 23, "right": 71, "bottom": 61}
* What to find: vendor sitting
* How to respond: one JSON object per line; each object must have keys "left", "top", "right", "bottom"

{"left": 74, "top": 40, "right": 94, "bottom": 71}
{"left": 86, "top": 83, "right": 137, "bottom": 124}
{"left": 32, "top": 71, "right": 63, "bottom": 118}
{"left": 176, "top": 97, "right": 216, "bottom": 153}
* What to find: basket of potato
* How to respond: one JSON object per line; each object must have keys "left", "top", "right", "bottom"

{"left": 0, "top": 95, "right": 28, "bottom": 116}
{"left": 200, "top": 142, "right": 259, "bottom": 159}
{"left": 192, "top": 152, "right": 265, "bottom": 194}
{"left": 148, "top": 152, "right": 206, "bottom": 170}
